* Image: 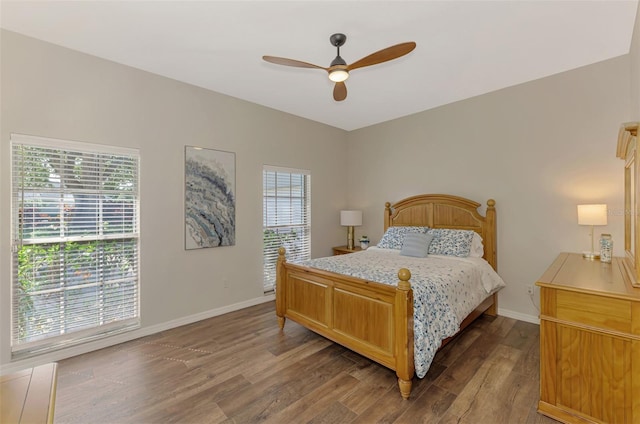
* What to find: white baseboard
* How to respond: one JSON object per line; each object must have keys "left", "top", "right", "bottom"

{"left": 498, "top": 307, "right": 539, "bottom": 325}
{"left": 1, "top": 294, "right": 275, "bottom": 375}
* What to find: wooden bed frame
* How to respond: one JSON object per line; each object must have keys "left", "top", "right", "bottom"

{"left": 275, "top": 194, "right": 499, "bottom": 399}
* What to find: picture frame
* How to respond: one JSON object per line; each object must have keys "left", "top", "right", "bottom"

{"left": 184, "top": 146, "right": 236, "bottom": 249}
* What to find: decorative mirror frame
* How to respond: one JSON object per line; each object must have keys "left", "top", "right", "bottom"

{"left": 616, "top": 122, "right": 640, "bottom": 287}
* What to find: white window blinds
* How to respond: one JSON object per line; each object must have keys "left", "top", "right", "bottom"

{"left": 263, "top": 166, "right": 311, "bottom": 293}
{"left": 11, "top": 134, "right": 140, "bottom": 357}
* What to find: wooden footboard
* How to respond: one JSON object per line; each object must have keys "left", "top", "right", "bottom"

{"left": 275, "top": 247, "right": 415, "bottom": 399}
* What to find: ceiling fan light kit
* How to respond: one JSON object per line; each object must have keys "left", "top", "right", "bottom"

{"left": 263, "top": 33, "right": 416, "bottom": 101}
{"left": 328, "top": 67, "right": 349, "bottom": 82}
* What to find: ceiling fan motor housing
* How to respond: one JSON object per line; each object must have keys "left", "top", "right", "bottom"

{"left": 330, "top": 56, "right": 347, "bottom": 67}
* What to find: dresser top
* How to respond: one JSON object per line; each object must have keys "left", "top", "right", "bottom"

{"left": 536, "top": 252, "right": 640, "bottom": 300}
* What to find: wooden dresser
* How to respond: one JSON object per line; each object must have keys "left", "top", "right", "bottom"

{"left": 536, "top": 252, "right": 640, "bottom": 424}
{"left": 0, "top": 363, "right": 58, "bottom": 424}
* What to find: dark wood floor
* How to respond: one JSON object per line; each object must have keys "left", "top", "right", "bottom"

{"left": 54, "top": 301, "right": 557, "bottom": 423}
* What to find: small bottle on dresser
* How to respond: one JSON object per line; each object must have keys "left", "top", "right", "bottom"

{"left": 600, "top": 234, "right": 612, "bottom": 263}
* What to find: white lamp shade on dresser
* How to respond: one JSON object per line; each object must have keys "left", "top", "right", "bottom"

{"left": 577, "top": 204, "right": 608, "bottom": 226}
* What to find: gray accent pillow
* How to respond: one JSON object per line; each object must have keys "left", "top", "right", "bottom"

{"left": 376, "top": 226, "right": 430, "bottom": 250}
{"left": 400, "top": 232, "right": 434, "bottom": 258}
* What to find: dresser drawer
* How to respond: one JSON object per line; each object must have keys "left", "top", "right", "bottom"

{"left": 556, "top": 290, "right": 632, "bottom": 334}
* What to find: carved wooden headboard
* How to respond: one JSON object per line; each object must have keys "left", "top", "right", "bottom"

{"left": 383, "top": 194, "right": 497, "bottom": 271}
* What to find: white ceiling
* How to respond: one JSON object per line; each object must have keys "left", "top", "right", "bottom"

{"left": 1, "top": 1, "right": 638, "bottom": 131}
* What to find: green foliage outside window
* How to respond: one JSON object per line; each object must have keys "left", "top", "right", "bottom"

{"left": 13, "top": 141, "right": 139, "bottom": 347}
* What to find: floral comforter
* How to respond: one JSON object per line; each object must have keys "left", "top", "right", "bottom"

{"left": 297, "top": 247, "right": 505, "bottom": 378}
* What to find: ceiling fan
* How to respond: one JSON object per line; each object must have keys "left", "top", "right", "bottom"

{"left": 262, "top": 33, "right": 416, "bottom": 101}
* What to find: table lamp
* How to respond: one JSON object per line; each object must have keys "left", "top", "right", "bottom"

{"left": 340, "top": 210, "right": 362, "bottom": 250}
{"left": 577, "top": 204, "right": 607, "bottom": 260}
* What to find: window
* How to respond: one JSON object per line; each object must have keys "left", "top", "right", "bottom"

{"left": 263, "top": 166, "right": 311, "bottom": 292}
{"left": 11, "top": 134, "right": 140, "bottom": 357}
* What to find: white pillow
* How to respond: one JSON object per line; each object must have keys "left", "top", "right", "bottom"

{"left": 470, "top": 233, "right": 484, "bottom": 257}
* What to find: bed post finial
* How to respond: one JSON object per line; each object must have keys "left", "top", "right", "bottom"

{"left": 397, "top": 268, "right": 411, "bottom": 290}
{"left": 384, "top": 202, "right": 392, "bottom": 231}
{"left": 276, "top": 247, "right": 287, "bottom": 329}
{"left": 484, "top": 199, "right": 497, "bottom": 274}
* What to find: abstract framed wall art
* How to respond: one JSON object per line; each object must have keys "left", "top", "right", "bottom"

{"left": 185, "top": 146, "right": 236, "bottom": 249}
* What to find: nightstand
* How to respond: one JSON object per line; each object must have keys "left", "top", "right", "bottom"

{"left": 332, "top": 245, "right": 362, "bottom": 255}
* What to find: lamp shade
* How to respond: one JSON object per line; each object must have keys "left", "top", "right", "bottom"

{"left": 577, "top": 204, "right": 608, "bottom": 226}
{"left": 340, "top": 210, "right": 362, "bottom": 226}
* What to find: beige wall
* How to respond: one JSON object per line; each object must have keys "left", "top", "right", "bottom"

{"left": 632, "top": 1, "right": 640, "bottom": 119}
{"left": 346, "top": 55, "right": 631, "bottom": 322}
{"left": 2, "top": 9, "right": 639, "bottom": 369}
{"left": 0, "top": 30, "right": 348, "bottom": 370}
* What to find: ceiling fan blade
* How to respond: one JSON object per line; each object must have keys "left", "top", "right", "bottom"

{"left": 333, "top": 82, "right": 347, "bottom": 101}
{"left": 262, "top": 56, "right": 327, "bottom": 70}
{"left": 347, "top": 42, "right": 416, "bottom": 71}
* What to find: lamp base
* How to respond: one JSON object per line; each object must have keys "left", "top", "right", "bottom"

{"left": 347, "top": 226, "right": 355, "bottom": 250}
{"left": 582, "top": 251, "right": 600, "bottom": 260}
